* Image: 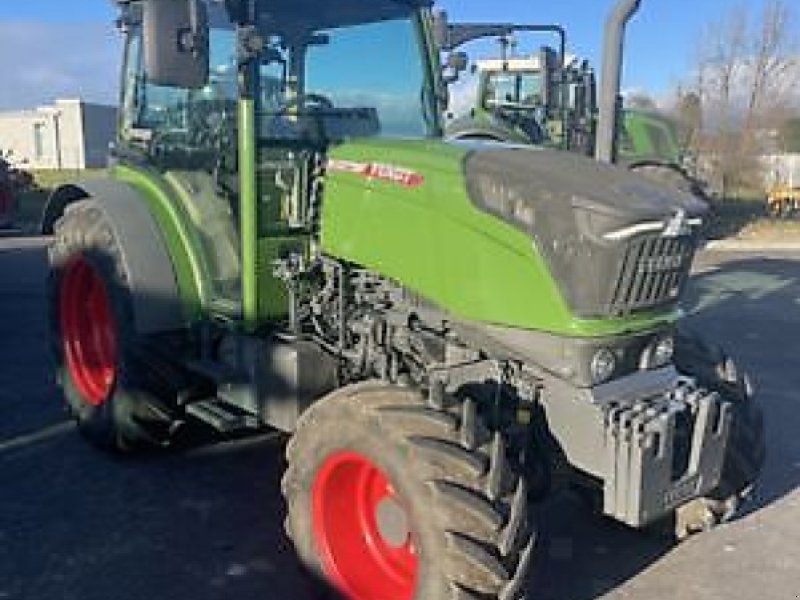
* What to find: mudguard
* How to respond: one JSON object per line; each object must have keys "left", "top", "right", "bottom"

{"left": 49, "top": 178, "right": 185, "bottom": 335}
{"left": 41, "top": 184, "right": 88, "bottom": 235}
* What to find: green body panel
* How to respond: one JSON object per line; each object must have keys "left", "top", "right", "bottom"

{"left": 448, "top": 108, "right": 531, "bottom": 144}
{"left": 321, "top": 138, "right": 676, "bottom": 337}
{"left": 620, "top": 109, "right": 683, "bottom": 166}
{"left": 113, "top": 163, "right": 248, "bottom": 324}
{"left": 239, "top": 99, "right": 259, "bottom": 329}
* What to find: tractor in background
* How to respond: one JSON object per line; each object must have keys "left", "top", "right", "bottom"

{"left": 441, "top": 18, "right": 706, "bottom": 198}
{"left": 766, "top": 183, "right": 800, "bottom": 218}
{"left": 43, "top": 1, "right": 763, "bottom": 599}
{"left": 765, "top": 157, "right": 800, "bottom": 218}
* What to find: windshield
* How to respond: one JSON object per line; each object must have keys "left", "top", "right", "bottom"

{"left": 256, "top": 12, "right": 438, "bottom": 142}
{"left": 483, "top": 71, "right": 544, "bottom": 109}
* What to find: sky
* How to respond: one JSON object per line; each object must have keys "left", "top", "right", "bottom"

{"left": 0, "top": 0, "right": 784, "bottom": 111}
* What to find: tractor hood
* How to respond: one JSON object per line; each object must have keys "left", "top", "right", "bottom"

{"left": 461, "top": 143, "right": 708, "bottom": 317}
{"left": 462, "top": 143, "right": 708, "bottom": 241}
{"left": 445, "top": 111, "right": 533, "bottom": 146}
{"left": 323, "top": 138, "right": 704, "bottom": 322}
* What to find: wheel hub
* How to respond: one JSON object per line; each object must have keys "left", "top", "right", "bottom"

{"left": 375, "top": 497, "right": 411, "bottom": 549}
{"left": 312, "top": 451, "right": 417, "bottom": 600}
{"left": 59, "top": 257, "right": 118, "bottom": 406}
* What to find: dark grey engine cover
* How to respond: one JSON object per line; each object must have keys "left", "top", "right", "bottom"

{"left": 462, "top": 145, "right": 708, "bottom": 317}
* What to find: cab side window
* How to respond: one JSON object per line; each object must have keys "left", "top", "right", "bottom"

{"left": 119, "top": 9, "right": 237, "bottom": 171}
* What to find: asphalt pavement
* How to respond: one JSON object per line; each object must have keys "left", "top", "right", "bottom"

{"left": 1, "top": 237, "right": 798, "bottom": 600}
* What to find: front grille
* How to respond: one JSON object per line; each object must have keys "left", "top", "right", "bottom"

{"left": 609, "top": 235, "right": 696, "bottom": 315}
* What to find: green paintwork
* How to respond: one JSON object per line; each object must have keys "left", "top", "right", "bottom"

{"left": 239, "top": 99, "right": 259, "bottom": 329}
{"left": 619, "top": 109, "right": 683, "bottom": 166}
{"left": 321, "top": 138, "right": 677, "bottom": 338}
{"left": 114, "top": 154, "right": 311, "bottom": 329}
{"left": 447, "top": 107, "right": 531, "bottom": 144}
{"left": 112, "top": 164, "right": 249, "bottom": 325}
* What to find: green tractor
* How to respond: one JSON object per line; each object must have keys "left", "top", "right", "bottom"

{"left": 441, "top": 17, "right": 705, "bottom": 197}
{"left": 45, "top": 0, "right": 762, "bottom": 598}
{"left": 619, "top": 108, "right": 703, "bottom": 192}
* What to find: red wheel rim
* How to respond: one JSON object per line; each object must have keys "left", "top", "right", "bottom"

{"left": 59, "top": 257, "right": 118, "bottom": 406}
{"left": 312, "top": 451, "right": 418, "bottom": 600}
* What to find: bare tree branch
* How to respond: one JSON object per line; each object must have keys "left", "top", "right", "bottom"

{"left": 684, "top": 0, "right": 800, "bottom": 196}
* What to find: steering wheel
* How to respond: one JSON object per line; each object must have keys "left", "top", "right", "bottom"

{"left": 264, "top": 93, "right": 335, "bottom": 141}
{"left": 279, "top": 93, "right": 335, "bottom": 114}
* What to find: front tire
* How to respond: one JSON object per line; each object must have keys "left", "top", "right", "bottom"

{"left": 48, "top": 200, "right": 184, "bottom": 452}
{"left": 629, "top": 162, "right": 706, "bottom": 200}
{"left": 282, "top": 383, "right": 535, "bottom": 600}
{"left": 670, "top": 328, "right": 766, "bottom": 538}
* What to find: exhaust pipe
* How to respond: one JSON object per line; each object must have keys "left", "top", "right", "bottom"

{"left": 595, "top": 0, "right": 642, "bottom": 164}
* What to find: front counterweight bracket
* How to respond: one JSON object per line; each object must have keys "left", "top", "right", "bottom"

{"left": 602, "top": 384, "right": 732, "bottom": 527}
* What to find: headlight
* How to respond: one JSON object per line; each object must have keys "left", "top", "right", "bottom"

{"left": 640, "top": 335, "right": 675, "bottom": 370}
{"left": 590, "top": 348, "right": 617, "bottom": 385}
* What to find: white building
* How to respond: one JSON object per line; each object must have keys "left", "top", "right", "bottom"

{"left": 762, "top": 153, "right": 800, "bottom": 188}
{"left": 0, "top": 99, "right": 117, "bottom": 170}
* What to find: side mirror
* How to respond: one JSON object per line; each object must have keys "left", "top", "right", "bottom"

{"left": 443, "top": 51, "right": 468, "bottom": 85}
{"left": 447, "top": 52, "right": 468, "bottom": 73}
{"left": 432, "top": 10, "right": 450, "bottom": 49}
{"left": 143, "top": 0, "right": 209, "bottom": 89}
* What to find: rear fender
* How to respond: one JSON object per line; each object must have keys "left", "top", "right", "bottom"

{"left": 53, "top": 178, "right": 187, "bottom": 335}
{"left": 41, "top": 184, "right": 88, "bottom": 234}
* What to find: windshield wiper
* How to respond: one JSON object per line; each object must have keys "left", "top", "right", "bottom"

{"left": 389, "top": 0, "right": 433, "bottom": 8}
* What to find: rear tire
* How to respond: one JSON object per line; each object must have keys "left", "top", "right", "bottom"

{"left": 669, "top": 328, "right": 766, "bottom": 538}
{"left": 48, "top": 199, "right": 185, "bottom": 452}
{"left": 282, "top": 383, "right": 535, "bottom": 600}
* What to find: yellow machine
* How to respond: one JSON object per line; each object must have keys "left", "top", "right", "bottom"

{"left": 767, "top": 184, "right": 800, "bottom": 218}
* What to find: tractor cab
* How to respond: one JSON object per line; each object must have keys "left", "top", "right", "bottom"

{"left": 440, "top": 22, "right": 597, "bottom": 153}
{"left": 476, "top": 54, "right": 552, "bottom": 110}
{"left": 116, "top": 0, "right": 441, "bottom": 323}
{"left": 121, "top": 0, "right": 439, "bottom": 144}
{"left": 473, "top": 51, "right": 560, "bottom": 145}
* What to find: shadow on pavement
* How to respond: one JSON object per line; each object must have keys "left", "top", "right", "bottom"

{"left": 0, "top": 431, "right": 346, "bottom": 600}
{"left": 528, "top": 492, "right": 673, "bottom": 600}
{"left": 682, "top": 256, "right": 800, "bottom": 513}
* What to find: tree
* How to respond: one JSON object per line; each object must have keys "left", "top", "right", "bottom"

{"left": 686, "top": 0, "right": 799, "bottom": 196}
{"left": 778, "top": 117, "right": 800, "bottom": 152}
{"left": 672, "top": 89, "right": 703, "bottom": 158}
